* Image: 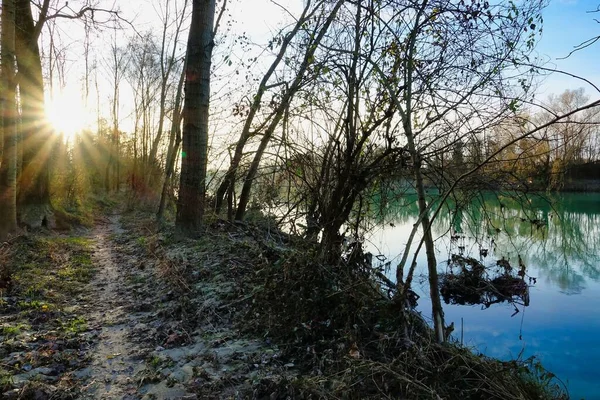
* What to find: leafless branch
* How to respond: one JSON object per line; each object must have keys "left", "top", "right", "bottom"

{"left": 558, "top": 36, "right": 600, "bottom": 60}
{"left": 558, "top": 4, "right": 600, "bottom": 59}
{"left": 517, "top": 62, "right": 600, "bottom": 94}
{"left": 213, "top": 0, "right": 229, "bottom": 38}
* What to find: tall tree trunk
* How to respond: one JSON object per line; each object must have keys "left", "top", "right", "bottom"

{"left": 176, "top": 0, "right": 216, "bottom": 235}
{"left": 157, "top": 62, "right": 185, "bottom": 221}
{"left": 147, "top": 89, "right": 167, "bottom": 181}
{"left": 114, "top": 130, "right": 120, "bottom": 191}
{"left": 132, "top": 97, "right": 141, "bottom": 191}
{"left": 15, "top": 0, "right": 52, "bottom": 227}
{"left": 104, "top": 151, "right": 112, "bottom": 193}
{"left": 106, "top": 37, "right": 123, "bottom": 194}
{"left": 361, "top": 0, "right": 445, "bottom": 343}
{"left": 0, "top": 0, "right": 18, "bottom": 239}
{"left": 411, "top": 150, "right": 445, "bottom": 343}
{"left": 402, "top": 1, "right": 445, "bottom": 343}
{"left": 318, "top": 0, "right": 363, "bottom": 258}
{"left": 148, "top": 0, "right": 188, "bottom": 189}
{"left": 109, "top": 93, "right": 119, "bottom": 193}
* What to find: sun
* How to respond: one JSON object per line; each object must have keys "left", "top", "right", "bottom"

{"left": 45, "top": 89, "right": 93, "bottom": 142}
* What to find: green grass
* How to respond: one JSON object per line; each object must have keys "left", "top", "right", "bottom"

{"left": 0, "top": 232, "right": 98, "bottom": 395}
{"left": 59, "top": 237, "right": 93, "bottom": 247}
{"left": 0, "top": 368, "right": 12, "bottom": 392}
{"left": 128, "top": 274, "right": 147, "bottom": 285}
{"left": 2, "top": 323, "right": 30, "bottom": 337}
{"left": 10, "top": 236, "right": 95, "bottom": 301}
{"left": 17, "top": 300, "right": 50, "bottom": 311}
{"left": 63, "top": 317, "right": 87, "bottom": 334}
{"left": 149, "top": 355, "right": 162, "bottom": 369}
{"left": 53, "top": 205, "right": 95, "bottom": 229}
{"left": 22, "top": 284, "right": 45, "bottom": 299}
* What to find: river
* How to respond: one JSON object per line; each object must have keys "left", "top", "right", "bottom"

{"left": 364, "top": 192, "right": 600, "bottom": 400}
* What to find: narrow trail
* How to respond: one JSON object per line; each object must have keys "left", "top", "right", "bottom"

{"left": 77, "top": 214, "right": 146, "bottom": 399}
{"left": 55, "top": 212, "right": 276, "bottom": 399}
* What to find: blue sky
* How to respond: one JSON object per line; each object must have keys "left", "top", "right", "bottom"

{"left": 535, "top": 0, "right": 600, "bottom": 100}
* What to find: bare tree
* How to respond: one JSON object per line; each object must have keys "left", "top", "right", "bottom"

{"left": 15, "top": 0, "right": 53, "bottom": 227}
{"left": 541, "top": 89, "right": 600, "bottom": 188}
{"left": 234, "top": 0, "right": 346, "bottom": 221}
{"left": 146, "top": 0, "right": 189, "bottom": 188}
{"left": 126, "top": 32, "right": 162, "bottom": 189}
{"left": 14, "top": 0, "right": 121, "bottom": 226}
{"left": 157, "top": 61, "right": 186, "bottom": 221}
{"left": 214, "top": 0, "right": 323, "bottom": 216}
{"left": 365, "top": 0, "right": 547, "bottom": 342}
{"left": 262, "top": 0, "right": 548, "bottom": 343}
{"left": 104, "top": 28, "right": 129, "bottom": 193}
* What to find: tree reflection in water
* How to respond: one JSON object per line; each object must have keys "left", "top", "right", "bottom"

{"left": 365, "top": 192, "right": 600, "bottom": 295}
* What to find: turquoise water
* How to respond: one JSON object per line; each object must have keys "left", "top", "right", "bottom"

{"left": 365, "top": 192, "right": 600, "bottom": 399}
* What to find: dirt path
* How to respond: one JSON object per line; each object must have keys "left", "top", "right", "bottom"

{"left": 76, "top": 214, "right": 146, "bottom": 399}
{"left": 0, "top": 210, "right": 288, "bottom": 400}
{"left": 1, "top": 212, "right": 285, "bottom": 399}
{"left": 73, "top": 214, "right": 203, "bottom": 400}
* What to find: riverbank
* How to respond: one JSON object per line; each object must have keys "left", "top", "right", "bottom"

{"left": 0, "top": 206, "right": 568, "bottom": 399}
{"left": 559, "top": 178, "right": 600, "bottom": 192}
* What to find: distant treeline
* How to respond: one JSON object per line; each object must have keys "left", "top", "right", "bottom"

{"left": 563, "top": 162, "right": 600, "bottom": 192}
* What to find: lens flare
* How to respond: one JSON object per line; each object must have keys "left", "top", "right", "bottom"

{"left": 45, "top": 89, "right": 93, "bottom": 142}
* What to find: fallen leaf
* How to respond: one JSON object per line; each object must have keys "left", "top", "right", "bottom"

{"left": 349, "top": 343, "right": 360, "bottom": 359}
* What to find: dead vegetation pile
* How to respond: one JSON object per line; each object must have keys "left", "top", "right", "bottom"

{"left": 440, "top": 254, "right": 531, "bottom": 309}
{"left": 237, "top": 238, "right": 565, "bottom": 399}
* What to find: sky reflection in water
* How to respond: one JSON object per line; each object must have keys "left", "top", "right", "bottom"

{"left": 364, "top": 193, "right": 600, "bottom": 400}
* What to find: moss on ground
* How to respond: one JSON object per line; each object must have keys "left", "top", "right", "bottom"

{"left": 0, "top": 234, "right": 95, "bottom": 397}
{"left": 8, "top": 236, "right": 94, "bottom": 299}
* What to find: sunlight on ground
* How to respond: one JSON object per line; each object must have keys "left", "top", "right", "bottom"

{"left": 45, "top": 88, "right": 94, "bottom": 142}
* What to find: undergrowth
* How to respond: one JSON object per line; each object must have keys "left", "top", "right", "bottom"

{"left": 122, "top": 208, "right": 568, "bottom": 400}
{"left": 52, "top": 192, "right": 119, "bottom": 230}
{"left": 239, "top": 241, "right": 567, "bottom": 399}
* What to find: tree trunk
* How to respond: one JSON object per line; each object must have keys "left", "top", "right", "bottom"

{"left": 412, "top": 153, "right": 445, "bottom": 343}
{"left": 148, "top": 0, "right": 188, "bottom": 189}
{"left": 176, "top": 0, "right": 216, "bottom": 235}
{"left": 371, "top": 0, "right": 446, "bottom": 343}
{"left": 131, "top": 97, "right": 141, "bottom": 191}
{"left": 403, "top": 1, "right": 446, "bottom": 342}
{"left": 157, "top": 62, "right": 185, "bottom": 221}
{"left": 15, "top": 0, "right": 52, "bottom": 227}
{"left": 147, "top": 87, "right": 167, "bottom": 182}
{"left": 0, "top": 0, "right": 18, "bottom": 239}
{"left": 114, "top": 130, "right": 120, "bottom": 191}
{"left": 317, "top": 0, "right": 363, "bottom": 258}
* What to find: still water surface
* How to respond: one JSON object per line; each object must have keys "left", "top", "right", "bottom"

{"left": 364, "top": 192, "right": 600, "bottom": 400}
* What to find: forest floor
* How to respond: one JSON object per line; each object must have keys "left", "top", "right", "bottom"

{"left": 0, "top": 201, "right": 568, "bottom": 399}
{"left": 1, "top": 208, "right": 291, "bottom": 399}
